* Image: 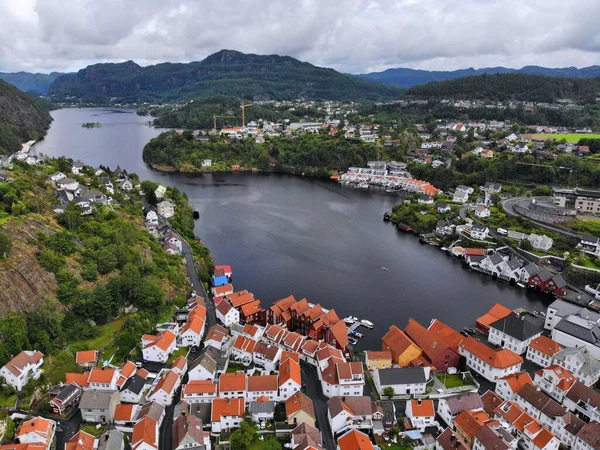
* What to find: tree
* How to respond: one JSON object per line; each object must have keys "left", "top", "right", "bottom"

{"left": 261, "top": 436, "right": 282, "bottom": 450}
{"left": 229, "top": 420, "right": 258, "bottom": 450}
{"left": 383, "top": 386, "right": 395, "bottom": 399}
{"left": 1, "top": 417, "right": 15, "bottom": 443}
{"left": 520, "top": 239, "right": 533, "bottom": 251}
{"left": 0, "top": 232, "right": 11, "bottom": 258}
{"left": 389, "top": 426, "right": 400, "bottom": 438}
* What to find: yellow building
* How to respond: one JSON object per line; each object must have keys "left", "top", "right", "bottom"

{"left": 381, "top": 325, "right": 422, "bottom": 367}
{"left": 365, "top": 351, "right": 393, "bottom": 371}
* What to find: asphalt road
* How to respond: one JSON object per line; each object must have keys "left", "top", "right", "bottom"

{"left": 301, "top": 362, "right": 336, "bottom": 450}
{"left": 54, "top": 411, "right": 83, "bottom": 450}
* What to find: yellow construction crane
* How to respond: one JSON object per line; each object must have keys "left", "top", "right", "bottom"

{"left": 213, "top": 114, "right": 234, "bottom": 134}
{"left": 240, "top": 104, "right": 253, "bottom": 127}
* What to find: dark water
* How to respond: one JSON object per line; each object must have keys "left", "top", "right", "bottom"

{"left": 36, "top": 108, "right": 551, "bottom": 349}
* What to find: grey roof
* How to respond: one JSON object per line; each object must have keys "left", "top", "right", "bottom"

{"left": 98, "top": 430, "right": 124, "bottom": 450}
{"left": 472, "top": 223, "right": 487, "bottom": 232}
{"left": 122, "top": 374, "right": 146, "bottom": 395}
{"left": 522, "top": 262, "right": 540, "bottom": 277}
{"left": 474, "top": 426, "right": 509, "bottom": 450}
{"left": 377, "top": 367, "right": 426, "bottom": 386}
{"left": 565, "top": 381, "right": 600, "bottom": 409}
{"left": 552, "top": 274, "right": 566, "bottom": 288}
{"left": 548, "top": 299, "right": 585, "bottom": 317}
{"left": 54, "top": 383, "right": 81, "bottom": 403}
{"left": 484, "top": 182, "right": 502, "bottom": 190}
{"left": 138, "top": 401, "right": 165, "bottom": 422}
{"left": 438, "top": 203, "right": 449, "bottom": 209}
{"left": 554, "top": 318, "right": 600, "bottom": 345}
{"left": 469, "top": 255, "right": 486, "bottom": 263}
{"left": 506, "top": 259, "right": 521, "bottom": 271}
{"left": 490, "top": 314, "right": 544, "bottom": 341}
{"left": 487, "top": 252, "right": 504, "bottom": 266}
{"left": 56, "top": 178, "right": 77, "bottom": 185}
{"left": 581, "top": 235, "right": 600, "bottom": 245}
{"left": 554, "top": 347, "right": 600, "bottom": 377}
{"left": 444, "top": 393, "right": 484, "bottom": 414}
{"left": 79, "top": 390, "right": 117, "bottom": 410}
{"left": 248, "top": 401, "right": 277, "bottom": 414}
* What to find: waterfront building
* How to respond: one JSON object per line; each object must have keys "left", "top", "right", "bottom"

{"left": 381, "top": 325, "right": 422, "bottom": 367}
{"left": 405, "top": 319, "right": 460, "bottom": 370}
{"left": 459, "top": 337, "right": 523, "bottom": 382}
{"left": 488, "top": 314, "right": 544, "bottom": 355}
{"left": 526, "top": 336, "right": 563, "bottom": 367}
{"left": 372, "top": 367, "right": 428, "bottom": 397}
{"left": 364, "top": 351, "right": 392, "bottom": 371}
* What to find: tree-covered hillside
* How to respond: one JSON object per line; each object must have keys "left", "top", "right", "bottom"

{"left": 0, "top": 79, "right": 53, "bottom": 155}
{"left": 406, "top": 73, "right": 600, "bottom": 102}
{"left": 48, "top": 50, "right": 401, "bottom": 103}
{"left": 0, "top": 72, "right": 63, "bottom": 94}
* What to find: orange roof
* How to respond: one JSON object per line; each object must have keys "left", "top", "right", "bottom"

{"left": 233, "top": 335, "right": 257, "bottom": 353}
{"left": 137, "top": 368, "right": 150, "bottom": 379}
{"left": 279, "top": 357, "right": 301, "bottom": 387}
{"left": 528, "top": 336, "right": 563, "bottom": 357}
{"left": 329, "top": 320, "right": 349, "bottom": 348}
{"left": 408, "top": 399, "right": 435, "bottom": 417}
{"left": 541, "top": 366, "right": 577, "bottom": 391}
{"left": 460, "top": 337, "right": 523, "bottom": 369}
{"left": 248, "top": 375, "right": 278, "bottom": 392}
{"left": 65, "top": 431, "right": 96, "bottom": 450}
{"left": 499, "top": 372, "right": 533, "bottom": 393}
{"left": 189, "top": 305, "right": 207, "bottom": 321}
{"left": 151, "top": 370, "right": 180, "bottom": 396}
{"left": 120, "top": 361, "right": 137, "bottom": 379}
{"left": 88, "top": 367, "right": 116, "bottom": 384}
{"left": 366, "top": 350, "right": 392, "bottom": 361}
{"left": 211, "top": 398, "right": 245, "bottom": 422}
{"left": 337, "top": 429, "right": 374, "bottom": 450}
{"left": 532, "top": 429, "right": 556, "bottom": 448}
{"left": 476, "top": 304, "right": 512, "bottom": 330}
{"left": 17, "top": 418, "right": 53, "bottom": 440}
{"left": 285, "top": 391, "right": 315, "bottom": 418}
{"left": 269, "top": 295, "right": 297, "bottom": 316}
{"left": 405, "top": 318, "right": 451, "bottom": 360}
{"left": 171, "top": 356, "right": 187, "bottom": 372}
{"left": 240, "top": 300, "right": 263, "bottom": 317}
{"left": 75, "top": 350, "right": 98, "bottom": 365}
{"left": 428, "top": 319, "right": 464, "bottom": 353}
{"left": 144, "top": 330, "right": 177, "bottom": 351}
{"left": 181, "top": 315, "right": 204, "bottom": 335}
{"left": 114, "top": 404, "right": 136, "bottom": 422}
{"left": 132, "top": 416, "right": 157, "bottom": 449}
{"left": 65, "top": 372, "right": 90, "bottom": 387}
{"left": 454, "top": 410, "right": 490, "bottom": 438}
{"left": 183, "top": 380, "right": 217, "bottom": 395}
{"left": 219, "top": 372, "right": 247, "bottom": 392}
{"left": 214, "top": 284, "right": 233, "bottom": 295}
{"left": 241, "top": 323, "right": 260, "bottom": 337}
{"left": 465, "top": 248, "right": 486, "bottom": 257}
{"left": 228, "top": 292, "right": 255, "bottom": 308}
{"left": 281, "top": 351, "right": 300, "bottom": 363}
{"left": 382, "top": 325, "right": 420, "bottom": 359}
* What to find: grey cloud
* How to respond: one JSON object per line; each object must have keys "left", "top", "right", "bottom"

{"left": 0, "top": 0, "right": 598, "bottom": 73}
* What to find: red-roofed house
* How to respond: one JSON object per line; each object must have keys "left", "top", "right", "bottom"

{"left": 495, "top": 372, "right": 533, "bottom": 400}
{"left": 0, "top": 351, "right": 44, "bottom": 391}
{"left": 526, "top": 336, "right": 563, "bottom": 368}
{"left": 131, "top": 415, "right": 158, "bottom": 450}
{"left": 239, "top": 300, "right": 265, "bottom": 324}
{"left": 405, "top": 399, "right": 435, "bottom": 431}
{"left": 218, "top": 373, "right": 247, "bottom": 398}
{"left": 182, "top": 380, "right": 218, "bottom": 404}
{"left": 337, "top": 429, "right": 374, "bottom": 450}
{"left": 65, "top": 431, "right": 95, "bottom": 450}
{"left": 211, "top": 398, "right": 245, "bottom": 433}
{"left": 216, "top": 300, "right": 240, "bottom": 327}
{"left": 247, "top": 375, "right": 279, "bottom": 402}
{"left": 381, "top": 325, "right": 422, "bottom": 367}
{"left": 320, "top": 359, "right": 364, "bottom": 398}
{"left": 231, "top": 336, "right": 258, "bottom": 365}
{"left": 212, "top": 284, "right": 234, "bottom": 297}
{"left": 459, "top": 337, "right": 523, "bottom": 382}
{"left": 88, "top": 367, "right": 119, "bottom": 390}
{"left": 279, "top": 358, "right": 302, "bottom": 400}
{"left": 427, "top": 319, "right": 464, "bottom": 354}
{"left": 266, "top": 295, "right": 297, "bottom": 327}
{"left": 533, "top": 365, "right": 577, "bottom": 402}
{"left": 15, "top": 417, "right": 55, "bottom": 450}
{"left": 142, "top": 330, "right": 177, "bottom": 363}
{"left": 405, "top": 319, "right": 460, "bottom": 370}
{"left": 147, "top": 370, "right": 181, "bottom": 406}
{"left": 177, "top": 315, "right": 205, "bottom": 348}
{"left": 476, "top": 304, "right": 513, "bottom": 334}
{"left": 75, "top": 351, "right": 98, "bottom": 368}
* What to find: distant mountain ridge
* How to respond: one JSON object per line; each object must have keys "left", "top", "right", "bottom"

{"left": 0, "top": 71, "right": 64, "bottom": 94}
{"left": 47, "top": 50, "right": 401, "bottom": 103}
{"left": 356, "top": 65, "right": 600, "bottom": 88}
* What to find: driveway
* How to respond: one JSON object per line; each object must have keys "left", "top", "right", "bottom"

{"left": 301, "top": 362, "right": 336, "bottom": 450}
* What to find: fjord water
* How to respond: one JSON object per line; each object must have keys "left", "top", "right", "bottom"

{"left": 36, "top": 108, "right": 548, "bottom": 348}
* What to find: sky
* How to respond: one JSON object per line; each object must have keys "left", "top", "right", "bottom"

{"left": 0, "top": 0, "right": 599, "bottom": 74}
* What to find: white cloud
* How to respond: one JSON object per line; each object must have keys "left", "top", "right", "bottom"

{"left": 0, "top": 0, "right": 598, "bottom": 73}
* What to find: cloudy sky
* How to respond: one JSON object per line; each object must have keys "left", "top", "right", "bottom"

{"left": 1, "top": 0, "right": 598, "bottom": 74}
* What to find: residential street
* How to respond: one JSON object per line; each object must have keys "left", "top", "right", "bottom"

{"left": 301, "top": 362, "right": 335, "bottom": 450}
{"left": 501, "top": 197, "right": 581, "bottom": 238}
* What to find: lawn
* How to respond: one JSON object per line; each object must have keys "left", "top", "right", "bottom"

{"left": 530, "top": 133, "right": 600, "bottom": 143}
{"left": 69, "top": 315, "right": 128, "bottom": 354}
{"left": 166, "top": 347, "right": 188, "bottom": 365}
{"left": 227, "top": 362, "right": 248, "bottom": 373}
{"left": 43, "top": 350, "right": 81, "bottom": 385}
{"left": 440, "top": 373, "right": 469, "bottom": 388}
{"left": 0, "top": 392, "right": 17, "bottom": 408}
{"left": 80, "top": 424, "right": 107, "bottom": 437}
{"left": 0, "top": 215, "right": 10, "bottom": 225}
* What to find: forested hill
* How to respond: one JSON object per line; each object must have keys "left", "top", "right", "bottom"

{"left": 356, "top": 65, "right": 600, "bottom": 88}
{"left": 0, "top": 71, "right": 63, "bottom": 94}
{"left": 48, "top": 50, "right": 402, "bottom": 103}
{"left": 406, "top": 73, "right": 600, "bottom": 102}
{"left": 0, "top": 79, "right": 53, "bottom": 155}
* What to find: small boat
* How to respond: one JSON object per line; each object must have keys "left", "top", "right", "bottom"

{"left": 355, "top": 182, "right": 369, "bottom": 189}
{"left": 516, "top": 282, "right": 526, "bottom": 288}
{"left": 350, "top": 331, "right": 364, "bottom": 338}
{"left": 343, "top": 317, "right": 356, "bottom": 325}
{"left": 360, "top": 319, "right": 374, "bottom": 328}
{"left": 380, "top": 266, "right": 389, "bottom": 271}
{"left": 348, "top": 337, "right": 358, "bottom": 345}
{"left": 385, "top": 188, "right": 398, "bottom": 193}
{"left": 441, "top": 247, "right": 448, "bottom": 252}
{"left": 193, "top": 211, "right": 200, "bottom": 219}
{"left": 383, "top": 212, "right": 392, "bottom": 221}
{"left": 397, "top": 223, "right": 413, "bottom": 232}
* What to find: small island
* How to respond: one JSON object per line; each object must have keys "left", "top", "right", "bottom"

{"left": 81, "top": 122, "right": 101, "bottom": 128}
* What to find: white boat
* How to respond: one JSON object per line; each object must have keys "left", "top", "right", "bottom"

{"left": 516, "top": 282, "right": 526, "bottom": 288}
{"left": 355, "top": 182, "right": 369, "bottom": 189}
{"left": 360, "top": 319, "right": 374, "bottom": 328}
{"left": 343, "top": 316, "right": 356, "bottom": 324}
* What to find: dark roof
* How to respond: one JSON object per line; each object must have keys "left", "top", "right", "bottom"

{"left": 122, "top": 374, "right": 147, "bottom": 395}
{"left": 248, "top": 401, "right": 277, "bottom": 414}
{"left": 554, "top": 318, "right": 600, "bottom": 345}
{"left": 377, "top": 400, "right": 395, "bottom": 423}
{"left": 474, "top": 426, "right": 509, "bottom": 450}
{"left": 522, "top": 262, "right": 540, "bottom": 277}
{"left": 505, "top": 259, "right": 521, "bottom": 271}
{"left": 516, "top": 384, "right": 564, "bottom": 418}
{"left": 487, "top": 252, "right": 504, "bottom": 265}
{"left": 575, "top": 422, "right": 600, "bottom": 450}
{"left": 480, "top": 391, "right": 504, "bottom": 416}
{"left": 436, "top": 428, "right": 469, "bottom": 450}
{"left": 489, "top": 314, "right": 543, "bottom": 341}
{"left": 444, "top": 393, "right": 484, "bottom": 414}
{"left": 565, "top": 381, "right": 600, "bottom": 409}
{"left": 472, "top": 223, "right": 487, "bottom": 232}
{"left": 53, "top": 383, "right": 81, "bottom": 403}
{"left": 552, "top": 274, "right": 566, "bottom": 288}
{"left": 377, "top": 367, "right": 426, "bottom": 385}
{"left": 139, "top": 401, "right": 165, "bottom": 422}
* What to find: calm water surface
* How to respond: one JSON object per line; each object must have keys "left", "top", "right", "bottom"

{"left": 36, "top": 108, "right": 551, "bottom": 348}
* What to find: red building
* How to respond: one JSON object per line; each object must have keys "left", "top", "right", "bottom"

{"left": 404, "top": 318, "right": 460, "bottom": 370}
{"left": 528, "top": 270, "right": 567, "bottom": 296}
{"left": 266, "top": 295, "right": 297, "bottom": 327}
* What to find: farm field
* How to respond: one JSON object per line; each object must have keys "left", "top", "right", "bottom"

{"left": 530, "top": 133, "right": 600, "bottom": 143}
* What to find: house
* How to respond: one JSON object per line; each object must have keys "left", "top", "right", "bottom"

{"left": 319, "top": 358, "right": 364, "bottom": 398}
{"left": 231, "top": 335, "right": 258, "bottom": 365}
{"left": 279, "top": 357, "right": 302, "bottom": 401}
{"left": 528, "top": 269, "right": 567, "bottom": 296}
{"left": 572, "top": 422, "right": 600, "bottom": 450}
{"left": 119, "top": 179, "right": 133, "bottom": 191}
{"left": 453, "top": 409, "right": 492, "bottom": 447}
{"left": 453, "top": 189, "right": 470, "bottom": 203}
{"left": 0, "top": 350, "right": 44, "bottom": 391}
{"left": 188, "top": 346, "right": 228, "bottom": 381}
{"left": 551, "top": 310, "right": 600, "bottom": 361}
{"left": 172, "top": 413, "right": 210, "bottom": 450}
{"left": 488, "top": 314, "right": 544, "bottom": 355}
{"left": 521, "top": 263, "right": 541, "bottom": 284}
{"left": 50, "top": 171, "right": 67, "bottom": 182}
{"left": 405, "top": 318, "right": 460, "bottom": 370}
{"left": 79, "top": 390, "right": 120, "bottom": 423}
{"left": 211, "top": 398, "right": 245, "bottom": 433}
{"left": 475, "top": 205, "right": 491, "bottom": 218}
{"left": 527, "top": 234, "right": 554, "bottom": 251}
{"left": 578, "top": 146, "right": 591, "bottom": 157}
{"left": 563, "top": 381, "right": 600, "bottom": 422}
{"left": 364, "top": 351, "right": 392, "bottom": 371}
{"left": 218, "top": 372, "right": 247, "bottom": 398}
{"left": 71, "top": 162, "right": 85, "bottom": 174}
{"left": 120, "top": 373, "right": 148, "bottom": 404}
{"left": 381, "top": 325, "right": 422, "bottom": 367}
{"left": 247, "top": 375, "right": 279, "bottom": 402}
{"left": 177, "top": 315, "right": 205, "bottom": 348}
{"left": 544, "top": 299, "right": 583, "bottom": 330}
{"left": 372, "top": 367, "right": 429, "bottom": 397}
{"left": 437, "top": 203, "right": 451, "bottom": 213}
{"left": 515, "top": 383, "right": 566, "bottom": 429}
{"left": 328, "top": 396, "right": 382, "bottom": 436}
{"left": 76, "top": 350, "right": 98, "bottom": 368}
{"left": 495, "top": 372, "right": 533, "bottom": 401}
{"left": 212, "top": 283, "right": 234, "bottom": 297}
{"left": 471, "top": 224, "right": 490, "bottom": 240}
{"left": 458, "top": 337, "right": 523, "bottom": 382}
{"left": 551, "top": 412, "right": 585, "bottom": 447}
{"left": 154, "top": 184, "right": 166, "bottom": 199}
{"left": 552, "top": 347, "right": 600, "bottom": 386}
{"left": 156, "top": 200, "right": 175, "bottom": 218}
{"left": 216, "top": 300, "right": 240, "bottom": 327}
{"left": 182, "top": 380, "right": 217, "bottom": 404}
{"left": 14, "top": 417, "right": 55, "bottom": 449}
{"left": 141, "top": 330, "right": 177, "bottom": 363}
{"left": 473, "top": 426, "right": 512, "bottom": 450}
{"left": 65, "top": 430, "right": 96, "bottom": 450}
{"left": 406, "top": 399, "right": 435, "bottom": 431}
{"left": 248, "top": 398, "right": 277, "bottom": 423}
{"left": 436, "top": 220, "right": 454, "bottom": 235}
{"left": 290, "top": 423, "right": 322, "bottom": 450}
{"left": 579, "top": 235, "right": 600, "bottom": 256}
{"left": 116, "top": 361, "right": 139, "bottom": 389}
{"left": 204, "top": 324, "right": 230, "bottom": 350}
{"left": 418, "top": 195, "right": 434, "bottom": 205}
{"left": 131, "top": 415, "right": 159, "bottom": 450}
{"left": 533, "top": 365, "right": 577, "bottom": 403}
{"left": 436, "top": 428, "right": 469, "bottom": 450}
{"left": 253, "top": 342, "right": 282, "bottom": 372}
{"left": 527, "top": 336, "right": 563, "bottom": 367}
{"left": 493, "top": 401, "right": 560, "bottom": 450}
{"left": 437, "top": 393, "right": 484, "bottom": 427}
{"left": 285, "top": 391, "right": 316, "bottom": 427}
{"left": 336, "top": 429, "right": 374, "bottom": 450}
{"left": 476, "top": 304, "right": 513, "bottom": 334}
{"left": 56, "top": 178, "right": 79, "bottom": 191}
{"left": 147, "top": 370, "right": 181, "bottom": 406}
{"left": 49, "top": 383, "right": 82, "bottom": 416}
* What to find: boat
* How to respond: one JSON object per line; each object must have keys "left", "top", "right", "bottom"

{"left": 383, "top": 212, "right": 392, "bottom": 221}
{"left": 441, "top": 247, "right": 448, "bottom": 252}
{"left": 343, "top": 317, "right": 356, "bottom": 325}
{"left": 355, "top": 182, "right": 369, "bottom": 189}
{"left": 380, "top": 266, "right": 389, "bottom": 271}
{"left": 385, "top": 188, "right": 399, "bottom": 193}
{"left": 350, "top": 331, "right": 364, "bottom": 338}
{"left": 516, "top": 282, "right": 526, "bottom": 289}
{"left": 348, "top": 337, "right": 358, "bottom": 345}
{"left": 360, "top": 319, "right": 374, "bottom": 328}
{"left": 397, "top": 223, "right": 413, "bottom": 232}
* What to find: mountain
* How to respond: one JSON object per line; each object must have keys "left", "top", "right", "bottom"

{"left": 405, "top": 73, "right": 600, "bottom": 102}
{"left": 0, "top": 79, "right": 53, "bottom": 155}
{"left": 0, "top": 71, "right": 63, "bottom": 94}
{"left": 356, "top": 65, "right": 600, "bottom": 88}
{"left": 48, "top": 50, "right": 401, "bottom": 103}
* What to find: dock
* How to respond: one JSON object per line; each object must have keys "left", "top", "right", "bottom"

{"left": 347, "top": 321, "right": 373, "bottom": 335}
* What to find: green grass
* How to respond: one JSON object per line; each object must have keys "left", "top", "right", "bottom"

{"left": 0, "top": 392, "right": 17, "bottom": 408}
{"left": 380, "top": 444, "right": 412, "bottom": 450}
{"left": 0, "top": 215, "right": 10, "bottom": 225}
{"left": 166, "top": 347, "right": 188, "bottom": 365}
{"left": 43, "top": 350, "right": 81, "bottom": 385}
{"left": 227, "top": 362, "right": 248, "bottom": 373}
{"left": 70, "top": 316, "right": 128, "bottom": 353}
{"left": 530, "top": 133, "right": 600, "bottom": 143}
{"left": 441, "top": 373, "right": 468, "bottom": 388}
{"left": 572, "top": 253, "right": 600, "bottom": 270}
{"left": 80, "top": 424, "right": 107, "bottom": 436}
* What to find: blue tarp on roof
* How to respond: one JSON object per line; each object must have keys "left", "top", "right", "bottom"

{"left": 213, "top": 275, "right": 229, "bottom": 287}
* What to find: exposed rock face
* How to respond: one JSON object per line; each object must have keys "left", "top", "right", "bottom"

{"left": 0, "top": 217, "right": 58, "bottom": 314}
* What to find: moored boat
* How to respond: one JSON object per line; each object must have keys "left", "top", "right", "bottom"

{"left": 360, "top": 319, "right": 374, "bottom": 328}
{"left": 397, "top": 223, "right": 413, "bottom": 232}
{"left": 383, "top": 211, "right": 392, "bottom": 221}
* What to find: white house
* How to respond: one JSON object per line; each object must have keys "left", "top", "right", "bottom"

{"left": 181, "top": 380, "right": 218, "bottom": 404}
{"left": 15, "top": 417, "right": 55, "bottom": 448}
{"left": 202, "top": 159, "right": 212, "bottom": 167}
{"left": 533, "top": 365, "right": 577, "bottom": 403}
{"left": 147, "top": 370, "right": 181, "bottom": 406}
{"left": 453, "top": 189, "right": 470, "bottom": 203}
{"left": 231, "top": 335, "right": 257, "bottom": 365}
{"left": 571, "top": 420, "right": 600, "bottom": 450}
{"left": 552, "top": 347, "right": 600, "bottom": 387}
{"left": 437, "top": 393, "right": 484, "bottom": 427}
{"left": 471, "top": 224, "right": 489, "bottom": 240}
{"left": 172, "top": 414, "right": 210, "bottom": 450}
{"left": 88, "top": 367, "right": 120, "bottom": 391}
{"left": 328, "top": 396, "right": 382, "bottom": 436}
{"left": 56, "top": 178, "right": 79, "bottom": 191}
{"left": 551, "top": 314, "right": 600, "bottom": 361}
{"left": 253, "top": 342, "right": 282, "bottom": 372}
{"left": 247, "top": 375, "right": 279, "bottom": 402}
{"left": 119, "top": 374, "right": 148, "bottom": 404}
{"left": 495, "top": 372, "right": 533, "bottom": 401}
{"left": 488, "top": 314, "right": 544, "bottom": 355}
{"left": 216, "top": 301, "right": 240, "bottom": 327}
{"left": 459, "top": 337, "right": 523, "bottom": 382}
{"left": 154, "top": 185, "right": 167, "bottom": 199}
{"left": 406, "top": 399, "right": 436, "bottom": 431}
{"left": 211, "top": 398, "right": 245, "bottom": 434}
{"left": 131, "top": 416, "right": 159, "bottom": 450}
{"left": 527, "top": 234, "right": 553, "bottom": 251}
{"left": 157, "top": 200, "right": 175, "bottom": 219}
{"left": 475, "top": 205, "right": 491, "bottom": 218}
{"left": 146, "top": 210, "right": 158, "bottom": 224}
{"left": 372, "top": 367, "right": 428, "bottom": 397}
{"left": 0, "top": 350, "right": 44, "bottom": 391}
{"left": 71, "top": 162, "right": 85, "bottom": 174}
{"left": 141, "top": 330, "right": 177, "bottom": 363}
{"left": 50, "top": 172, "right": 66, "bottom": 182}
{"left": 204, "top": 325, "right": 230, "bottom": 351}
{"left": 526, "top": 336, "right": 563, "bottom": 368}
{"left": 551, "top": 412, "right": 585, "bottom": 447}
{"left": 278, "top": 357, "right": 302, "bottom": 401}
{"left": 177, "top": 315, "right": 205, "bottom": 348}
{"left": 320, "top": 359, "right": 364, "bottom": 398}
{"left": 544, "top": 299, "right": 584, "bottom": 331}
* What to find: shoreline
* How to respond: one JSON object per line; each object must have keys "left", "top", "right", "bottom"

{"left": 146, "top": 161, "right": 333, "bottom": 178}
